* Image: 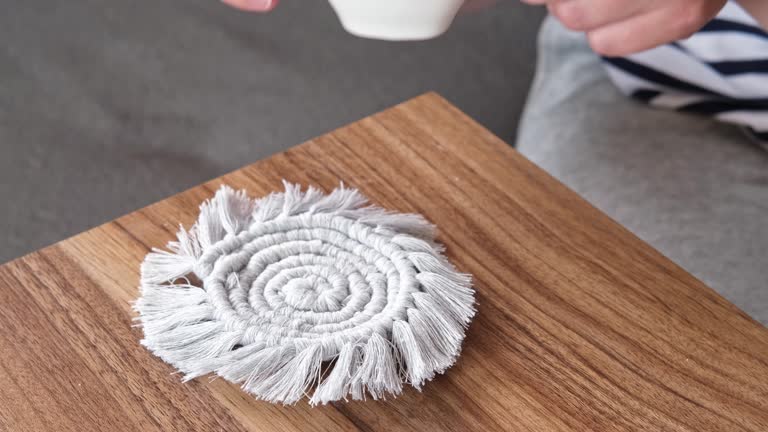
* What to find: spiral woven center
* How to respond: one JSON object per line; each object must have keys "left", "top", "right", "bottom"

{"left": 200, "top": 213, "right": 414, "bottom": 354}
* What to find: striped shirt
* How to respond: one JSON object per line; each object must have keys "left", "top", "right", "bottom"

{"left": 603, "top": 2, "right": 768, "bottom": 148}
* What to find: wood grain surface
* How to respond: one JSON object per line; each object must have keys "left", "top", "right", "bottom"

{"left": 1, "top": 93, "right": 766, "bottom": 432}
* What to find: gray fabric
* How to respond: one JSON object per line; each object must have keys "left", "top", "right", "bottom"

{"left": 517, "top": 17, "right": 768, "bottom": 324}
{"left": 0, "top": 0, "right": 544, "bottom": 263}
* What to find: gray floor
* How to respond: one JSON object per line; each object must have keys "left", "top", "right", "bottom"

{"left": 0, "top": 0, "right": 545, "bottom": 263}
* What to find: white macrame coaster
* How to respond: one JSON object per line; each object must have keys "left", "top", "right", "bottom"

{"left": 135, "top": 182, "right": 476, "bottom": 405}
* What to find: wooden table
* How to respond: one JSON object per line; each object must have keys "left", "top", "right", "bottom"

{"left": 1, "top": 93, "right": 766, "bottom": 432}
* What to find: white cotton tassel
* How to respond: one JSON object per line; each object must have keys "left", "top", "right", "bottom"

{"left": 348, "top": 343, "right": 365, "bottom": 400}
{"left": 416, "top": 272, "right": 476, "bottom": 326}
{"left": 134, "top": 285, "right": 211, "bottom": 336}
{"left": 310, "top": 342, "right": 358, "bottom": 405}
{"left": 350, "top": 333, "right": 402, "bottom": 400}
{"left": 409, "top": 252, "right": 469, "bottom": 285}
{"left": 252, "top": 191, "right": 285, "bottom": 222}
{"left": 174, "top": 331, "right": 243, "bottom": 376}
{"left": 135, "top": 285, "right": 207, "bottom": 311}
{"left": 180, "top": 342, "right": 263, "bottom": 381}
{"left": 140, "top": 249, "right": 196, "bottom": 285}
{"left": 392, "top": 320, "right": 433, "bottom": 389}
{"left": 247, "top": 344, "right": 324, "bottom": 404}
{"left": 409, "top": 251, "right": 475, "bottom": 326}
{"left": 195, "top": 199, "right": 226, "bottom": 250}
{"left": 280, "top": 181, "right": 325, "bottom": 216}
{"left": 215, "top": 186, "right": 254, "bottom": 235}
{"left": 139, "top": 304, "right": 213, "bottom": 335}
{"left": 279, "top": 182, "right": 305, "bottom": 217}
{"left": 188, "top": 185, "right": 252, "bottom": 250}
{"left": 309, "top": 184, "right": 368, "bottom": 214}
{"left": 391, "top": 234, "right": 445, "bottom": 254}
{"left": 406, "top": 310, "right": 453, "bottom": 374}
{"left": 413, "top": 293, "right": 465, "bottom": 355}
{"left": 218, "top": 344, "right": 289, "bottom": 385}
{"left": 145, "top": 321, "right": 227, "bottom": 364}
{"left": 372, "top": 335, "right": 403, "bottom": 398}
{"left": 407, "top": 294, "right": 466, "bottom": 373}
{"left": 167, "top": 225, "right": 202, "bottom": 260}
{"left": 355, "top": 211, "right": 436, "bottom": 239}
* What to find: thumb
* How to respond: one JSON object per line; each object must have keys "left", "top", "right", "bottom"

{"left": 221, "top": 0, "right": 279, "bottom": 12}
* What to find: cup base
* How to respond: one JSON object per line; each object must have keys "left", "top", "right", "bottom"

{"left": 338, "top": 21, "right": 453, "bottom": 41}
{"left": 328, "top": 0, "right": 463, "bottom": 41}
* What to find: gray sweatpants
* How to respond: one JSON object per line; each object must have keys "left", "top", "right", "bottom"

{"left": 517, "top": 17, "right": 768, "bottom": 325}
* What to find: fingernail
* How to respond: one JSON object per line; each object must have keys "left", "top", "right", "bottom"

{"left": 242, "top": 0, "right": 273, "bottom": 10}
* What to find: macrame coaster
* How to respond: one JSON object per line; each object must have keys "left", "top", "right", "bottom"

{"left": 135, "top": 182, "right": 476, "bottom": 405}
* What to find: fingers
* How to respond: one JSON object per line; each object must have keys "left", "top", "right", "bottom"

{"left": 586, "top": 1, "right": 726, "bottom": 56}
{"left": 547, "top": 0, "right": 650, "bottom": 31}
{"left": 521, "top": 0, "right": 727, "bottom": 56}
{"left": 221, "top": 0, "right": 279, "bottom": 12}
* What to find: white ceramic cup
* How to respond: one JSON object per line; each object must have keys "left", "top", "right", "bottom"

{"left": 328, "top": 0, "right": 466, "bottom": 41}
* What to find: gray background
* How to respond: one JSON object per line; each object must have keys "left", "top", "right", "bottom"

{"left": 0, "top": 0, "right": 545, "bottom": 263}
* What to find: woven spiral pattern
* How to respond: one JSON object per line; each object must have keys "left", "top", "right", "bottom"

{"left": 135, "top": 183, "right": 475, "bottom": 405}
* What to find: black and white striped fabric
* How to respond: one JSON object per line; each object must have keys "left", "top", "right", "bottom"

{"left": 603, "top": 2, "right": 768, "bottom": 148}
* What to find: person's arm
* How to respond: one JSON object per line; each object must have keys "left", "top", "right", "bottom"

{"left": 738, "top": 0, "right": 768, "bottom": 28}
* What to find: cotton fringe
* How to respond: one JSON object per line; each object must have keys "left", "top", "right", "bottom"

{"left": 134, "top": 182, "right": 476, "bottom": 405}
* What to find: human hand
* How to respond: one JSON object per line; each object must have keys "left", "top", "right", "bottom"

{"left": 220, "top": 0, "right": 279, "bottom": 12}
{"left": 522, "top": 0, "right": 728, "bottom": 56}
